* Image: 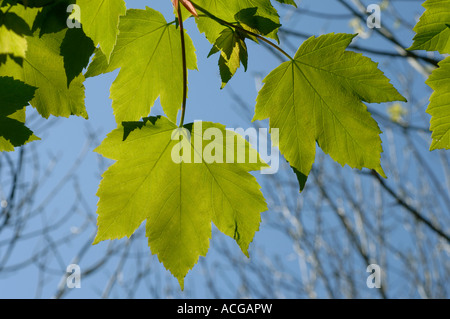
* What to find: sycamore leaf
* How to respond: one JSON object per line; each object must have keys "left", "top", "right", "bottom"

{"left": 234, "top": 7, "right": 281, "bottom": 37}
{"left": 0, "top": 32, "right": 88, "bottom": 118}
{"left": 94, "top": 116, "right": 268, "bottom": 288}
{"left": 84, "top": 47, "right": 108, "bottom": 79}
{"left": 0, "top": 9, "right": 31, "bottom": 60}
{"left": 195, "top": 0, "right": 281, "bottom": 44}
{"left": 195, "top": 1, "right": 280, "bottom": 86}
{"left": 29, "top": 1, "right": 94, "bottom": 86}
{"left": 425, "top": 56, "right": 450, "bottom": 150}
{"left": 253, "top": 33, "right": 406, "bottom": 186}
{"left": 203, "top": 6, "right": 281, "bottom": 87}
{"left": 208, "top": 28, "right": 248, "bottom": 88}
{"left": 408, "top": 0, "right": 450, "bottom": 54}
{"left": 60, "top": 27, "right": 95, "bottom": 86}
{"left": 0, "top": 23, "right": 26, "bottom": 58}
{"left": 0, "top": 5, "right": 88, "bottom": 119}
{"left": 31, "top": 0, "right": 73, "bottom": 35}
{"left": 104, "top": 7, "right": 197, "bottom": 124}
{"left": 408, "top": 0, "right": 450, "bottom": 151}
{"left": 76, "top": 0, "right": 126, "bottom": 62}
{"left": 0, "top": 76, "right": 36, "bottom": 115}
{"left": 0, "top": 76, "right": 39, "bottom": 152}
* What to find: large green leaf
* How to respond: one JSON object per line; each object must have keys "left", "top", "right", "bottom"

{"left": 0, "top": 76, "right": 39, "bottom": 152}
{"left": 76, "top": 0, "right": 126, "bottom": 62}
{"left": 0, "top": 5, "right": 88, "bottom": 119}
{"left": 102, "top": 7, "right": 197, "bottom": 124}
{"left": 253, "top": 33, "right": 406, "bottom": 184}
{"left": 94, "top": 116, "right": 268, "bottom": 288}
{"left": 426, "top": 56, "right": 450, "bottom": 150}
{"left": 408, "top": 0, "right": 450, "bottom": 54}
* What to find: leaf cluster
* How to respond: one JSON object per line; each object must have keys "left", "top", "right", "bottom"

{"left": 0, "top": 0, "right": 447, "bottom": 288}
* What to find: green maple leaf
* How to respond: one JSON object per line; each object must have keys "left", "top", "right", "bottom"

{"left": 208, "top": 28, "right": 248, "bottom": 88}
{"left": 0, "top": 32, "right": 88, "bottom": 119}
{"left": 205, "top": 7, "right": 282, "bottom": 87}
{"left": 76, "top": 0, "right": 126, "bottom": 62}
{"left": 25, "top": 1, "right": 94, "bottom": 86}
{"left": 0, "top": 5, "right": 87, "bottom": 119}
{"left": 408, "top": 0, "right": 450, "bottom": 54}
{"left": 0, "top": 9, "right": 31, "bottom": 60}
{"left": 94, "top": 116, "right": 268, "bottom": 288}
{"left": 84, "top": 47, "right": 108, "bottom": 79}
{"left": 194, "top": 1, "right": 280, "bottom": 86}
{"left": 0, "top": 76, "right": 39, "bottom": 152}
{"left": 234, "top": 7, "right": 281, "bottom": 37}
{"left": 253, "top": 33, "right": 406, "bottom": 185}
{"left": 408, "top": 0, "right": 450, "bottom": 151}
{"left": 194, "top": 0, "right": 281, "bottom": 44}
{"left": 425, "top": 56, "right": 450, "bottom": 150}
{"left": 97, "top": 7, "right": 197, "bottom": 125}
{"left": 60, "top": 27, "right": 95, "bottom": 86}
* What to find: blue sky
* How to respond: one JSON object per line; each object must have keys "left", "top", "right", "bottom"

{"left": 1, "top": 0, "right": 446, "bottom": 299}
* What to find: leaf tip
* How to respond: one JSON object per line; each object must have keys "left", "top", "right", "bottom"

{"left": 405, "top": 44, "right": 415, "bottom": 52}
{"left": 373, "top": 167, "right": 387, "bottom": 179}
{"left": 292, "top": 167, "right": 308, "bottom": 192}
{"left": 92, "top": 235, "right": 101, "bottom": 246}
{"left": 177, "top": 277, "right": 185, "bottom": 291}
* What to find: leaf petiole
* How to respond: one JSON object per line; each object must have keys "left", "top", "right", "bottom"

{"left": 177, "top": 4, "right": 188, "bottom": 127}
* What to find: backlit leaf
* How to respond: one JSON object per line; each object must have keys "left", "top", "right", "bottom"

{"left": 0, "top": 4, "right": 88, "bottom": 119}
{"left": 94, "top": 116, "right": 268, "bottom": 288}
{"left": 104, "top": 8, "right": 197, "bottom": 124}
{"left": 409, "top": 0, "right": 450, "bottom": 54}
{"left": 425, "top": 56, "right": 450, "bottom": 150}
{"left": 76, "top": 0, "right": 126, "bottom": 62}
{"left": 253, "top": 33, "right": 406, "bottom": 187}
{"left": 0, "top": 76, "right": 39, "bottom": 152}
